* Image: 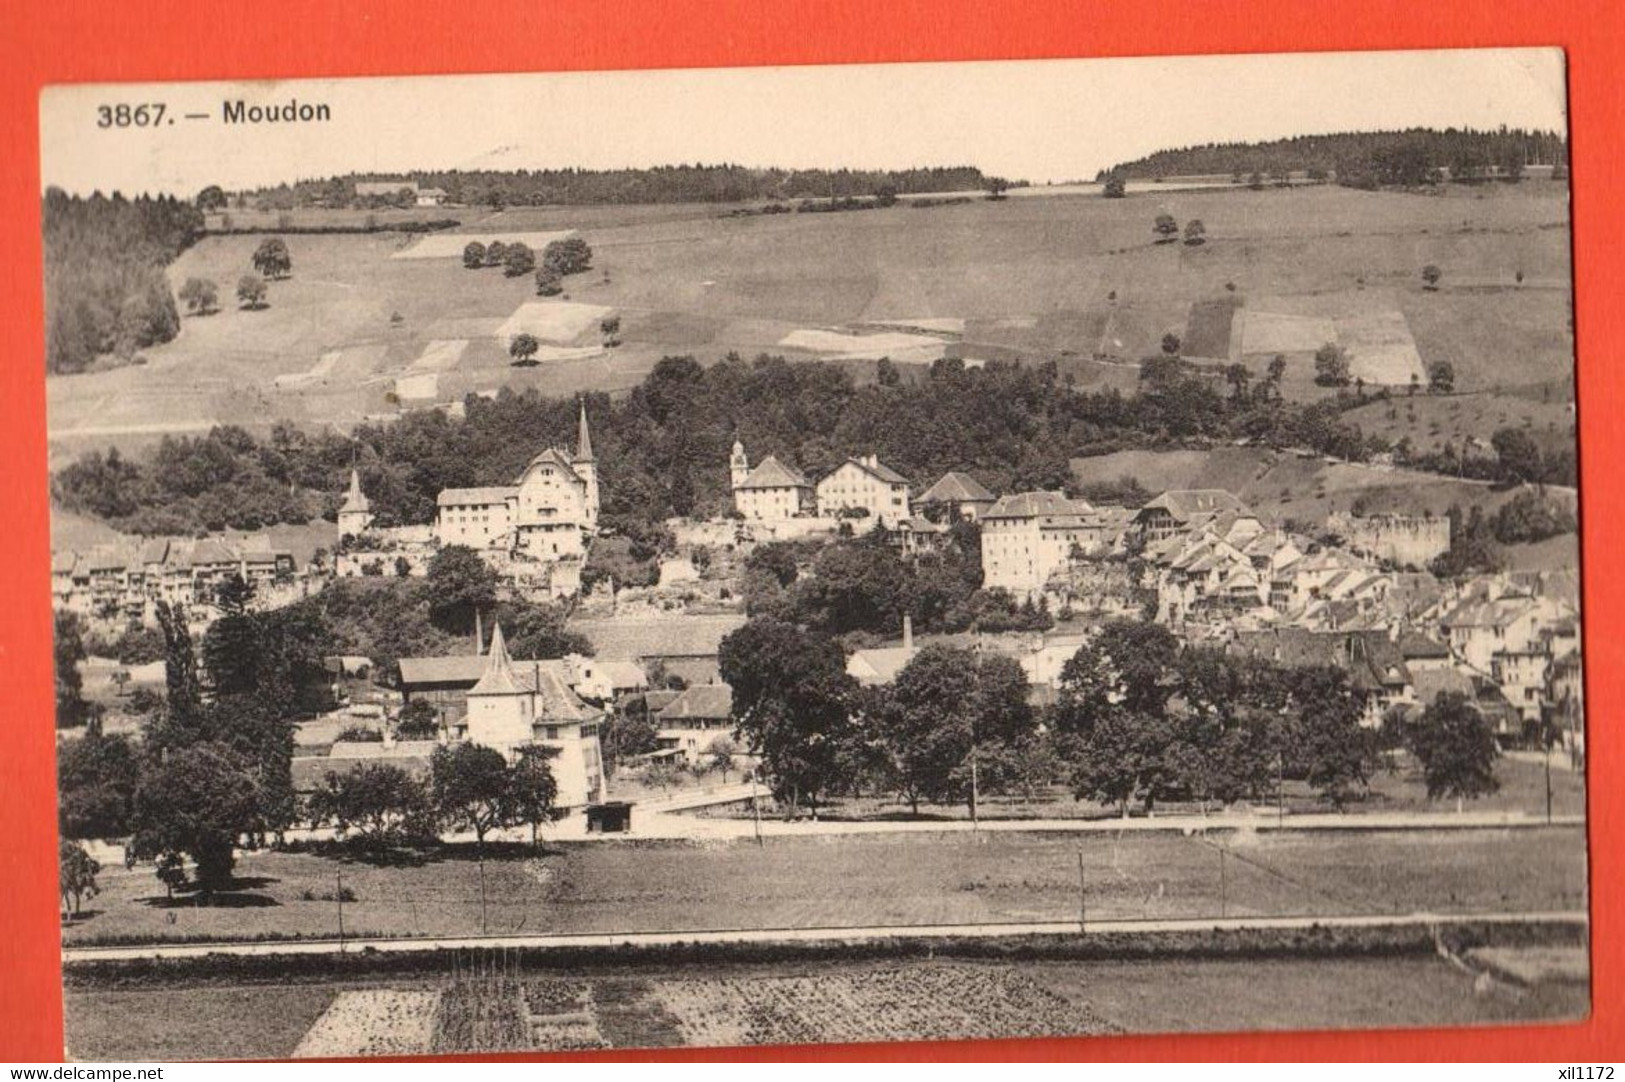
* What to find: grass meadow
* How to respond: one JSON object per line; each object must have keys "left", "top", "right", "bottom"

{"left": 47, "top": 181, "right": 1572, "bottom": 471}
{"left": 60, "top": 822, "right": 1586, "bottom": 948}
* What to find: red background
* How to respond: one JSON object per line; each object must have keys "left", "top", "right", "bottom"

{"left": 3, "top": 0, "right": 1619, "bottom": 1062}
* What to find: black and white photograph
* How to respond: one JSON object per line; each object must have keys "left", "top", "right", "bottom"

{"left": 43, "top": 49, "right": 1587, "bottom": 1059}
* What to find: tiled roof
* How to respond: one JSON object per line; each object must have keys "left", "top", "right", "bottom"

{"left": 847, "top": 646, "right": 919, "bottom": 686}
{"left": 568, "top": 614, "right": 748, "bottom": 660}
{"left": 523, "top": 447, "right": 583, "bottom": 481}
{"left": 657, "top": 683, "right": 734, "bottom": 723}
{"left": 1139, "top": 489, "right": 1251, "bottom": 521}
{"left": 845, "top": 457, "right": 910, "bottom": 486}
{"left": 437, "top": 486, "right": 516, "bottom": 507}
{"left": 398, "top": 654, "right": 488, "bottom": 686}
{"left": 918, "top": 471, "right": 996, "bottom": 505}
{"left": 984, "top": 491, "right": 1095, "bottom": 520}
{"left": 737, "top": 455, "right": 810, "bottom": 490}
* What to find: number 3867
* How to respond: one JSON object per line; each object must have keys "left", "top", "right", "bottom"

{"left": 97, "top": 103, "right": 167, "bottom": 128}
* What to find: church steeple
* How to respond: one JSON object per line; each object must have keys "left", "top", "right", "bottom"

{"left": 575, "top": 401, "right": 594, "bottom": 463}
{"left": 340, "top": 468, "right": 370, "bottom": 512}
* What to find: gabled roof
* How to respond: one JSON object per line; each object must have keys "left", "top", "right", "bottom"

{"left": 1398, "top": 633, "right": 1451, "bottom": 660}
{"left": 437, "top": 486, "right": 517, "bottom": 507}
{"left": 828, "top": 457, "right": 909, "bottom": 486}
{"left": 847, "top": 646, "right": 919, "bottom": 686}
{"left": 737, "top": 455, "right": 811, "bottom": 490}
{"left": 398, "top": 654, "right": 488, "bottom": 687}
{"left": 138, "top": 539, "right": 172, "bottom": 565}
{"left": 568, "top": 614, "right": 748, "bottom": 661}
{"left": 656, "top": 683, "right": 734, "bottom": 723}
{"left": 189, "top": 538, "right": 240, "bottom": 566}
{"left": 1138, "top": 489, "right": 1251, "bottom": 521}
{"left": 983, "top": 491, "right": 1095, "bottom": 521}
{"left": 918, "top": 471, "right": 996, "bottom": 505}
{"left": 521, "top": 447, "right": 582, "bottom": 483}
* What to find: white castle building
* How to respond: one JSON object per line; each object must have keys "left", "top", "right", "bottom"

{"left": 338, "top": 405, "right": 601, "bottom": 595}
{"left": 462, "top": 621, "right": 607, "bottom": 808}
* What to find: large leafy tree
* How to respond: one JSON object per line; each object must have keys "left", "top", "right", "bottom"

{"left": 431, "top": 743, "right": 513, "bottom": 849}
{"left": 879, "top": 645, "right": 1036, "bottom": 815}
{"left": 251, "top": 237, "right": 292, "bottom": 279}
{"left": 1284, "top": 665, "right": 1378, "bottom": 808}
{"left": 59, "top": 840, "right": 101, "bottom": 917}
{"left": 509, "top": 745, "right": 561, "bottom": 846}
{"left": 426, "top": 545, "right": 501, "bottom": 635}
{"left": 718, "top": 617, "right": 854, "bottom": 818}
{"left": 58, "top": 729, "right": 142, "bottom": 840}
{"left": 1408, "top": 691, "right": 1501, "bottom": 809}
{"left": 130, "top": 742, "right": 261, "bottom": 898}
{"left": 54, "top": 611, "right": 90, "bottom": 728}
{"left": 309, "top": 763, "right": 433, "bottom": 848}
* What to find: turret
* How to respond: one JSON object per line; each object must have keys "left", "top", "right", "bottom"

{"left": 730, "top": 440, "right": 750, "bottom": 490}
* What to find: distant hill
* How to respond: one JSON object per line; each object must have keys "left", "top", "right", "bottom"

{"left": 1097, "top": 128, "right": 1567, "bottom": 187}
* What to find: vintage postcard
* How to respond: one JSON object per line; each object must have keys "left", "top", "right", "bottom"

{"left": 43, "top": 49, "right": 1586, "bottom": 1059}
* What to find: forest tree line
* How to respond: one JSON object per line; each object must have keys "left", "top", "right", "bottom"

{"left": 43, "top": 189, "right": 205, "bottom": 374}
{"left": 53, "top": 353, "right": 1576, "bottom": 544}
{"left": 1097, "top": 127, "right": 1568, "bottom": 187}
{"left": 233, "top": 165, "right": 1000, "bottom": 211}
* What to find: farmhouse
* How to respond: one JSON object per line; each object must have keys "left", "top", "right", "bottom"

{"left": 654, "top": 683, "right": 736, "bottom": 763}
{"left": 415, "top": 187, "right": 449, "bottom": 207}
{"left": 1133, "top": 490, "right": 1255, "bottom": 543}
{"left": 915, "top": 471, "right": 997, "bottom": 522}
{"left": 354, "top": 179, "right": 418, "bottom": 199}
{"left": 729, "top": 441, "right": 814, "bottom": 520}
{"left": 566, "top": 612, "right": 748, "bottom": 687}
{"left": 816, "top": 455, "right": 912, "bottom": 526}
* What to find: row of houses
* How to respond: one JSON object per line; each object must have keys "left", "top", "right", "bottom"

{"left": 51, "top": 536, "right": 307, "bottom": 632}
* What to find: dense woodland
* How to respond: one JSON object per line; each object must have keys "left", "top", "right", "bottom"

{"left": 1098, "top": 127, "right": 1567, "bottom": 186}
{"left": 239, "top": 166, "right": 998, "bottom": 210}
{"left": 54, "top": 353, "right": 1576, "bottom": 545}
{"left": 43, "top": 189, "right": 204, "bottom": 374}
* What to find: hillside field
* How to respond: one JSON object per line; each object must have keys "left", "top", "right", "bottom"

{"left": 47, "top": 182, "right": 1573, "bottom": 468}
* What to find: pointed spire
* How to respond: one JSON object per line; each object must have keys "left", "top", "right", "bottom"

{"left": 340, "top": 468, "right": 370, "bottom": 512}
{"left": 575, "top": 400, "right": 594, "bottom": 462}
{"left": 470, "top": 621, "right": 521, "bottom": 694}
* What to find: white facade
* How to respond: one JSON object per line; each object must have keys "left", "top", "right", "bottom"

{"left": 980, "top": 492, "right": 1104, "bottom": 597}
{"left": 463, "top": 623, "right": 607, "bottom": 809}
{"left": 815, "top": 456, "right": 911, "bottom": 526}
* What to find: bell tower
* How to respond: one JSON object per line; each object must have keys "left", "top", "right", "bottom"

{"left": 573, "top": 401, "right": 599, "bottom": 528}
{"left": 730, "top": 440, "right": 750, "bottom": 490}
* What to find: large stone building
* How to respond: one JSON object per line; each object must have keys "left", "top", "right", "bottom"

{"left": 815, "top": 455, "right": 912, "bottom": 526}
{"left": 729, "top": 442, "right": 814, "bottom": 520}
{"left": 979, "top": 491, "right": 1119, "bottom": 598}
